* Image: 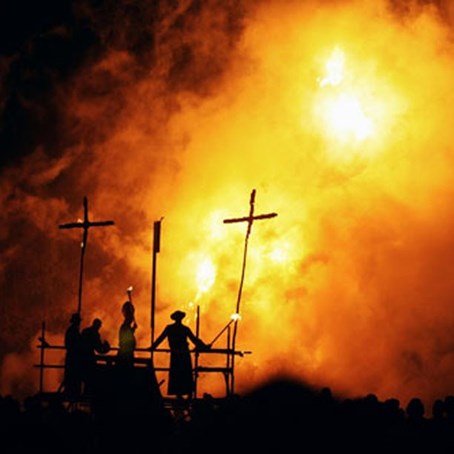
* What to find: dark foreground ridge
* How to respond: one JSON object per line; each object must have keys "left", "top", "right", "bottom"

{"left": 2, "top": 376, "right": 454, "bottom": 454}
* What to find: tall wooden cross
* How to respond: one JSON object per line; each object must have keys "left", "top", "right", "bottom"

{"left": 223, "top": 189, "right": 277, "bottom": 393}
{"left": 59, "top": 196, "right": 115, "bottom": 315}
{"left": 224, "top": 189, "right": 277, "bottom": 316}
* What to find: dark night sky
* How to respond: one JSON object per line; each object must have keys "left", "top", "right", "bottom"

{"left": 1, "top": 0, "right": 93, "bottom": 167}
{"left": 0, "top": 0, "right": 163, "bottom": 169}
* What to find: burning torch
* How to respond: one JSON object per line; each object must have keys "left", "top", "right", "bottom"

{"left": 126, "top": 285, "right": 133, "bottom": 302}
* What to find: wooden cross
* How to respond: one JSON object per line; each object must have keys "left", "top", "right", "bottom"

{"left": 223, "top": 189, "right": 277, "bottom": 394}
{"left": 224, "top": 189, "right": 277, "bottom": 315}
{"left": 59, "top": 196, "right": 114, "bottom": 315}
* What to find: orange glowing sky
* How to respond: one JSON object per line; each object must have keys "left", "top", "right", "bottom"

{"left": 2, "top": 0, "right": 454, "bottom": 408}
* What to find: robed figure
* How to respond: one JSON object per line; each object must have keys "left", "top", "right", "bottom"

{"left": 61, "top": 312, "right": 83, "bottom": 399}
{"left": 150, "top": 310, "right": 210, "bottom": 398}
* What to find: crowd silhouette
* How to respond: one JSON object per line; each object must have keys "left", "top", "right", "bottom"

{"left": 2, "top": 378, "right": 454, "bottom": 453}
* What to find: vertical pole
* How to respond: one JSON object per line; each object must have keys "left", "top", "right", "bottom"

{"left": 151, "top": 219, "right": 161, "bottom": 356}
{"left": 39, "top": 321, "right": 45, "bottom": 394}
{"left": 194, "top": 305, "right": 200, "bottom": 399}
{"left": 230, "top": 232, "right": 250, "bottom": 396}
{"left": 227, "top": 325, "right": 232, "bottom": 396}
{"left": 77, "top": 242, "right": 86, "bottom": 315}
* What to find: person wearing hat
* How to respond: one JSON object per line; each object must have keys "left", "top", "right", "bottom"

{"left": 150, "top": 309, "right": 211, "bottom": 399}
{"left": 60, "top": 312, "right": 83, "bottom": 399}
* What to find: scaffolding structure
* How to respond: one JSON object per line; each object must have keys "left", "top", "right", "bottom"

{"left": 35, "top": 192, "right": 274, "bottom": 414}
{"left": 34, "top": 316, "right": 250, "bottom": 415}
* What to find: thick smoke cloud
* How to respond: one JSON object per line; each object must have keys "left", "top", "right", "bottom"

{"left": 0, "top": 0, "right": 250, "bottom": 398}
{"left": 2, "top": 0, "right": 454, "bottom": 408}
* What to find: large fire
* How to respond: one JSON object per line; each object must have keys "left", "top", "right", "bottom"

{"left": 317, "top": 47, "right": 375, "bottom": 142}
{"left": 2, "top": 0, "right": 454, "bottom": 408}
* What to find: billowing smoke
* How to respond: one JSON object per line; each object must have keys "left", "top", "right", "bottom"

{"left": 2, "top": 0, "right": 454, "bottom": 408}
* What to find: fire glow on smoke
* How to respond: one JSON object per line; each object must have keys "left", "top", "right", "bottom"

{"left": 2, "top": 0, "right": 454, "bottom": 407}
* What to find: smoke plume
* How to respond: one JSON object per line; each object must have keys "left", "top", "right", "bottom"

{"left": 2, "top": 0, "right": 454, "bottom": 409}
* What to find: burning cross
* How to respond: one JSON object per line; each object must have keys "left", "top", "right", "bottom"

{"left": 59, "top": 196, "right": 114, "bottom": 315}
{"left": 222, "top": 189, "right": 277, "bottom": 394}
{"left": 224, "top": 189, "right": 277, "bottom": 239}
{"left": 224, "top": 188, "right": 277, "bottom": 311}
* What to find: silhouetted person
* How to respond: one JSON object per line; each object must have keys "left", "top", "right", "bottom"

{"left": 60, "top": 312, "right": 83, "bottom": 400}
{"left": 404, "top": 396, "right": 430, "bottom": 451}
{"left": 443, "top": 395, "right": 454, "bottom": 423}
{"left": 431, "top": 398, "right": 445, "bottom": 420}
{"left": 406, "top": 397, "right": 426, "bottom": 424}
{"left": 150, "top": 310, "right": 211, "bottom": 399}
{"left": 116, "top": 301, "right": 137, "bottom": 369}
{"left": 80, "top": 318, "right": 110, "bottom": 397}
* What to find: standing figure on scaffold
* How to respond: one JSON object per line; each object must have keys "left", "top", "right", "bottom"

{"left": 150, "top": 310, "right": 211, "bottom": 400}
{"left": 60, "top": 312, "right": 83, "bottom": 400}
{"left": 116, "top": 300, "right": 137, "bottom": 369}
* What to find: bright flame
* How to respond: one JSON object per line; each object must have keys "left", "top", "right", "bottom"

{"left": 206, "top": 210, "right": 228, "bottom": 240}
{"left": 230, "top": 313, "right": 241, "bottom": 322}
{"left": 269, "top": 245, "right": 288, "bottom": 264}
{"left": 196, "top": 257, "right": 216, "bottom": 296}
{"left": 319, "top": 46, "right": 345, "bottom": 87}
{"left": 325, "top": 93, "right": 374, "bottom": 141}
{"left": 316, "top": 47, "right": 375, "bottom": 143}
